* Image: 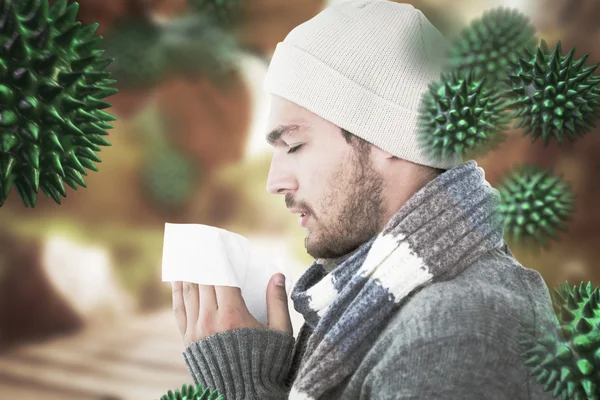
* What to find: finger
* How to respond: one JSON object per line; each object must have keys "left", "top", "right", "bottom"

{"left": 215, "top": 285, "right": 246, "bottom": 311}
{"left": 171, "top": 281, "right": 187, "bottom": 335}
{"left": 199, "top": 284, "right": 218, "bottom": 313}
{"left": 267, "top": 274, "right": 293, "bottom": 334}
{"left": 182, "top": 282, "right": 199, "bottom": 331}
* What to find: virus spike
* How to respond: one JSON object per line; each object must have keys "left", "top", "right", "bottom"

{"left": 159, "top": 383, "right": 224, "bottom": 400}
{"left": 522, "top": 281, "right": 600, "bottom": 399}
{"left": 506, "top": 41, "right": 600, "bottom": 146}
{"left": 445, "top": 7, "right": 537, "bottom": 88}
{"left": 418, "top": 71, "right": 510, "bottom": 161}
{"left": 0, "top": 1, "right": 117, "bottom": 207}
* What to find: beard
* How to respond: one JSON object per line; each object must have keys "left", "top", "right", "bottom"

{"left": 289, "top": 147, "right": 387, "bottom": 260}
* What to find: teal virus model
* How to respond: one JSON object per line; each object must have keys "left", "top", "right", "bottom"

{"left": 188, "top": 0, "right": 242, "bottom": 29}
{"left": 160, "top": 383, "right": 224, "bottom": 400}
{"left": 141, "top": 147, "right": 197, "bottom": 209}
{"left": 520, "top": 281, "right": 600, "bottom": 399}
{"left": 102, "top": 17, "right": 167, "bottom": 89}
{"left": 497, "top": 164, "right": 575, "bottom": 249}
{"left": 0, "top": 0, "right": 117, "bottom": 207}
{"left": 445, "top": 7, "right": 538, "bottom": 88}
{"left": 159, "top": 13, "right": 240, "bottom": 87}
{"left": 506, "top": 39, "right": 600, "bottom": 146}
{"left": 418, "top": 71, "right": 511, "bottom": 160}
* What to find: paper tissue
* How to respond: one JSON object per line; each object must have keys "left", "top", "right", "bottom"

{"left": 161, "top": 223, "right": 294, "bottom": 325}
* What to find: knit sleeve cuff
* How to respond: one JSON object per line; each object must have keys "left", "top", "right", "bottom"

{"left": 182, "top": 327, "right": 295, "bottom": 400}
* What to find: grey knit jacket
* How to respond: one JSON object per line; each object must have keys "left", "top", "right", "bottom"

{"left": 182, "top": 243, "right": 555, "bottom": 399}
{"left": 182, "top": 160, "right": 556, "bottom": 399}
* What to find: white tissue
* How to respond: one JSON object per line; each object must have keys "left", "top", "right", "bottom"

{"left": 161, "top": 223, "right": 294, "bottom": 325}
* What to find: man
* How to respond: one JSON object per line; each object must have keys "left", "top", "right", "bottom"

{"left": 171, "top": 1, "right": 557, "bottom": 398}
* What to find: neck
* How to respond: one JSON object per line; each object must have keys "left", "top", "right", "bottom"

{"left": 378, "top": 165, "right": 436, "bottom": 232}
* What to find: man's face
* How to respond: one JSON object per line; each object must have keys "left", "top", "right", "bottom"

{"left": 265, "top": 96, "right": 386, "bottom": 259}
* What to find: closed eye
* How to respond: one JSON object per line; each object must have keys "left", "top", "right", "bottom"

{"left": 287, "top": 144, "right": 303, "bottom": 154}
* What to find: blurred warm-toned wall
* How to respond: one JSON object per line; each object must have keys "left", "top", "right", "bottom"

{"left": 0, "top": 2, "right": 599, "bottom": 398}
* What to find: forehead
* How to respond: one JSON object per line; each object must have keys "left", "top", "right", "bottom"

{"left": 266, "top": 124, "right": 309, "bottom": 146}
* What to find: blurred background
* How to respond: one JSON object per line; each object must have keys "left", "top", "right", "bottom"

{"left": 0, "top": 0, "right": 598, "bottom": 398}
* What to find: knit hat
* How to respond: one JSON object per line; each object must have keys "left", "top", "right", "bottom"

{"left": 263, "top": 0, "right": 463, "bottom": 169}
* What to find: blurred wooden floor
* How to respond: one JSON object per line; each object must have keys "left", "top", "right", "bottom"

{"left": 0, "top": 308, "right": 193, "bottom": 400}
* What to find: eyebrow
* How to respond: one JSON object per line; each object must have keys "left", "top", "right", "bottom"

{"left": 266, "top": 124, "right": 307, "bottom": 146}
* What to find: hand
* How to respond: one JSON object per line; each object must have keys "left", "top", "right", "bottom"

{"left": 171, "top": 273, "right": 293, "bottom": 347}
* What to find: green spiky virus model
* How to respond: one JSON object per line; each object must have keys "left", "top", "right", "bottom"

{"left": 418, "top": 71, "right": 511, "bottom": 160}
{"left": 141, "top": 147, "right": 197, "bottom": 209}
{"left": 188, "top": 0, "right": 242, "bottom": 29}
{"left": 159, "top": 13, "right": 239, "bottom": 87}
{"left": 445, "top": 7, "right": 538, "bottom": 88}
{"left": 520, "top": 281, "right": 600, "bottom": 399}
{"left": 102, "top": 17, "right": 167, "bottom": 89}
{"left": 497, "top": 164, "right": 575, "bottom": 249}
{"left": 506, "top": 40, "right": 600, "bottom": 146}
{"left": 136, "top": 104, "right": 198, "bottom": 209}
{"left": 0, "top": 0, "right": 117, "bottom": 207}
{"left": 160, "top": 383, "right": 224, "bottom": 400}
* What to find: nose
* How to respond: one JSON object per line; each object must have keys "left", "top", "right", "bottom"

{"left": 266, "top": 153, "right": 298, "bottom": 195}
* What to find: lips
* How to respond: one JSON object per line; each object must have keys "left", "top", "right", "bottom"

{"left": 289, "top": 208, "right": 309, "bottom": 215}
{"left": 289, "top": 207, "right": 310, "bottom": 226}
{"left": 299, "top": 212, "right": 310, "bottom": 227}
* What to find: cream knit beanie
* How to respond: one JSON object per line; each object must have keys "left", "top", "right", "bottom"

{"left": 263, "top": 0, "right": 463, "bottom": 169}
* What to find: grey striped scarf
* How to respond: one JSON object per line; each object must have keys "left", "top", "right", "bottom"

{"left": 288, "top": 160, "right": 505, "bottom": 399}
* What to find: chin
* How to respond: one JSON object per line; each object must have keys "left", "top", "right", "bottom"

{"left": 304, "top": 236, "right": 318, "bottom": 255}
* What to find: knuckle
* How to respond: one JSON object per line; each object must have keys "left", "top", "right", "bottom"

{"left": 219, "top": 307, "right": 242, "bottom": 330}
{"left": 274, "top": 290, "right": 288, "bottom": 302}
{"left": 183, "top": 283, "right": 195, "bottom": 295}
{"left": 220, "top": 306, "right": 240, "bottom": 321}
{"left": 173, "top": 306, "right": 184, "bottom": 317}
{"left": 198, "top": 322, "right": 215, "bottom": 339}
{"left": 199, "top": 312, "right": 213, "bottom": 328}
{"left": 221, "top": 322, "right": 236, "bottom": 331}
{"left": 183, "top": 332, "right": 196, "bottom": 346}
{"left": 218, "top": 319, "right": 236, "bottom": 331}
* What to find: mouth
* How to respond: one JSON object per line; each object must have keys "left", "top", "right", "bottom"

{"left": 298, "top": 211, "right": 310, "bottom": 227}
{"left": 289, "top": 207, "right": 311, "bottom": 226}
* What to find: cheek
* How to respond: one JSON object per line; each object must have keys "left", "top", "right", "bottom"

{"left": 299, "top": 149, "right": 348, "bottom": 205}
{"left": 298, "top": 172, "right": 325, "bottom": 211}
{"left": 311, "top": 171, "right": 341, "bottom": 211}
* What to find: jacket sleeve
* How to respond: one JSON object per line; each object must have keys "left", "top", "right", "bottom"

{"left": 182, "top": 327, "right": 295, "bottom": 400}
{"left": 363, "top": 283, "right": 556, "bottom": 400}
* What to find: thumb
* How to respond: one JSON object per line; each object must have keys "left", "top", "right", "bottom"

{"left": 267, "top": 273, "right": 293, "bottom": 334}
